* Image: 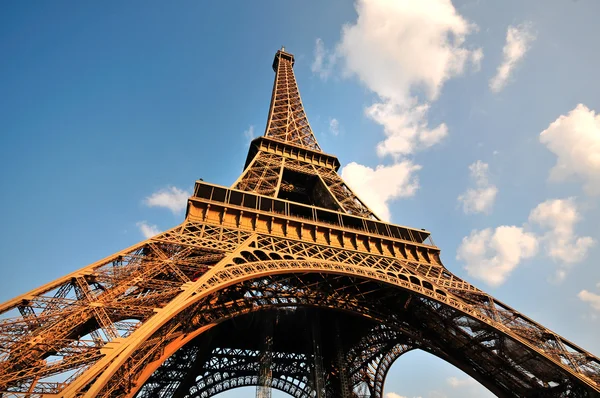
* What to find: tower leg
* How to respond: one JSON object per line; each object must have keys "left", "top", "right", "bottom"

{"left": 310, "top": 311, "right": 326, "bottom": 398}
{"left": 256, "top": 311, "right": 274, "bottom": 398}
{"left": 334, "top": 320, "right": 351, "bottom": 398}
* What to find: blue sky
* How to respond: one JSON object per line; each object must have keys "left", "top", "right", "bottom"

{"left": 1, "top": 1, "right": 600, "bottom": 397}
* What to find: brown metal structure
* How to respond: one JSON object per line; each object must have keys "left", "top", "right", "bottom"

{"left": 0, "top": 48, "right": 599, "bottom": 398}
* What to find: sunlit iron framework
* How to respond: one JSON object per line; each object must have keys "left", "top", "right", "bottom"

{"left": 0, "top": 48, "right": 599, "bottom": 398}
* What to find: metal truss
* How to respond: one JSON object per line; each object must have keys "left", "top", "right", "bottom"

{"left": 234, "top": 152, "right": 284, "bottom": 197}
{"left": 1, "top": 224, "right": 598, "bottom": 397}
{"left": 1, "top": 48, "right": 599, "bottom": 398}
{"left": 137, "top": 345, "right": 313, "bottom": 398}
{"left": 264, "top": 48, "right": 321, "bottom": 151}
{"left": 231, "top": 48, "right": 377, "bottom": 220}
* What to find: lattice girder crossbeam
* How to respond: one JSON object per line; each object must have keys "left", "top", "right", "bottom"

{"left": 232, "top": 143, "right": 378, "bottom": 219}
{"left": 187, "top": 348, "right": 312, "bottom": 398}
{"left": 264, "top": 49, "right": 320, "bottom": 151}
{"left": 1, "top": 193, "right": 598, "bottom": 396}
{"left": 98, "top": 263, "right": 597, "bottom": 397}
{"left": 1, "top": 48, "right": 599, "bottom": 398}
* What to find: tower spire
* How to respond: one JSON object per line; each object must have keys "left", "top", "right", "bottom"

{"left": 264, "top": 48, "right": 322, "bottom": 151}
{"left": 0, "top": 47, "right": 598, "bottom": 398}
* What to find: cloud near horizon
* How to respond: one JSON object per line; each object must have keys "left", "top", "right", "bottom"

{"left": 385, "top": 393, "right": 422, "bottom": 398}
{"left": 448, "top": 376, "right": 477, "bottom": 388}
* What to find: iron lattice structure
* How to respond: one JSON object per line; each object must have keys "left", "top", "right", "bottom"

{"left": 0, "top": 48, "right": 599, "bottom": 398}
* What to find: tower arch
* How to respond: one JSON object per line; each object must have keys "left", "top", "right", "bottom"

{"left": 0, "top": 48, "right": 598, "bottom": 398}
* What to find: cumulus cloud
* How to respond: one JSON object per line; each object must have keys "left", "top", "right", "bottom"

{"left": 368, "top": 101, "right": 448, "bottom": 158}
{"left": 457, "top": 198, "right": 594, "bottom": 286}
{"left": 335, "top": 0, "right": 479, "bottom": 158}
{"left": 144, "top": 186, "right": 190, "bottom": 214}
{"left": 447, "top": 377, "right": 476, "bottom": 388}
{"left": 529, "top": 198, "right": 595, "bottom": 280}
{"left": 539, "top": 104, "right": 600, "bottom": 196}
{"left": 458, "top": 160, "right": 498, "bottom": 214}
{"left": 311, "top": 38, "right": 336, "bottom": 80}
{"left": 337, "top": 0, "right": 477, "bottom": 102}
{"left": 341, "top": 161, "right": 421, "bottom": 222}
{"left": 457, "top": 226, "right": 538, "bottom": 286}
{"left": 489, "top": 22, "right": 536, "bottom": 93}
{"left": 311, "top": 0, "right": 480, "bottom": 220}
{"left": 329, "top": 118, "right": 340, "bottom": 136}
{"left": 137, "top": 221, "right": 161, "bottom": 239}
{"left": 578, "top": 288, "right": 600, "bottom": 312}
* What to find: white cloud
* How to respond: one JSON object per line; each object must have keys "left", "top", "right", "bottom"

{"left": 341, "top": 161, "right": 421, "bottom": 222}
{"left": 539, "top": 104, "right": 600, "bottom": 196}
{"left": 385, "top": 394, "right": 421, "bottom": 398}
{"left": 458, "top": 160, "right": 498, "bottom": 214}
{"left": 329, "top": 118, "right": 340, "bottom": 136}
{"left": 243, "top": 125, "right": 257, "bottom": 142}
{"left": 311, "top": 38, "right": 336, "bottom": 80}
{"left": 470, "top": 48, "right": 484, "bottom": 72}
{"left": 336, "top": 0, "right": 479, "bottom": 158}
{"left": 529, "top": 198, "right": 595, "bottom": 279}
{"left": 427, "top": 393, "right": 447, "bottom": 398}
{"left": 456, "top": 226, "right": 538, "bottom": 286}
{"left": 136, "top": 221, "right": 161, "bottom": 239}
{"left": 447, "top": 377, "right": 476, "bottom": 388}
{"left": 578, "top": 289, "right": 600, "bottom": 312}
{"left": 469, "top": 160, "right": 490, "bottom": 183}
{"left": 338, "top": 0, "right": 477, "bottom": 103}
{"left": 457, "top": 198, "right": 594, "bottom": 286}
{"left": 144, "top": 186, "right": 190, "bottom": 214}
{"left": 314, "top": 0, "right": 480, "bottom": 220}
{"left": 489, "top": 22, "right": 536, "bottom": 93}
{"left": 368, "top": 101, "right": 448, "bottom": 158}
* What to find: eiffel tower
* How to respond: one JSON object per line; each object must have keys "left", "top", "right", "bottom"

{"left": 1, "top": 47, "right": 599, "bottom": 398}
